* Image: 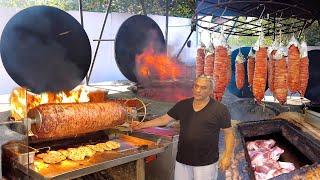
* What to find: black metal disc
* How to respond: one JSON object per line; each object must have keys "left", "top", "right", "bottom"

{"left": 114, "top": 15, "right": 166, "bottom": 82}
{"left": 305, "top": 50, "right": 320, "bottom": 104}
{"left": 0, "top": 6, "right": 91, "bottom": 93}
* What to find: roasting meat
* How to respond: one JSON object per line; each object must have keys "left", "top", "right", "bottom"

{"left": 252, "top": 47, "right": 268, "bottom": 103}
{"left": 299, "top": 41, "right": 309, "bottom": 97}
{"left": 28, "top": 102, "right": 127, "bottom": 139}
{"left": 204, "top": 52, "right": 214, "bottom": 77}
{"left": 196, "top": 47, "right": 206, "bottom": 77}
{"left": 235, "top": 51, "right": 245, "bottom": 90}
{"left": 213, "top": 46, "right": 230, "bottom": 101}
{"left": 287, "top": 35, "right": 300, "bottom": 93}
{"left": 247, "top": 48, "right": 255, "bottom": 88}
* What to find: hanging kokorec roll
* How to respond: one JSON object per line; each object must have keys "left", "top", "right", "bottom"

{"left": 196, "top": 44, "right": 206, "bottom": 78}
{"left": 247, "top": 48, "right": 255, "bottom": 87}
{"left": 213, "top": 32, "right": 230, "bottom": 102}
{"left": 273, "top": 44, "right": 288, "bottom": 104}
{"left": 287, "top": 35, "right": 300, "bottom": 93}
{"left": 267, "top": 40, "right": 279, "bottom": 94}
{"left": 235, "top": 49, "right": 245, "bottom": 90}
{"left": 204, "top": 46, "right": 214, "bottom": 77}
{"left": 253, "top": 32, "right": 268, "bottom": 103}
{"left": 226, "top": 47, "right": 232, "bottom": 86}
{"left": 299, "top": 40, "right": 309, "bottom": 97}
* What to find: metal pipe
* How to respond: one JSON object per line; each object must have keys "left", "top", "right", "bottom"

{"left": 78, "top": 0, "right": 84, "bottom": 27}
{"left": 140, "top": 0, "right": 147, "bottom": 15}
{"left": 93, "top": 39, "right": 115, "bottom": 41}
{"left": 273, "top": 16, "right": 276, "bottom": 40}
{"left": 86, "top": 0, "right": 113, "bottom": 85}
{"left": 176, "top": 30, "right": 194, "bottom": 59}
{"left": 195, "top": 1, "right": 312, "bottom": 16}
{"left": 165, "top": 0, "right": 169, "bottom": 54}
{"left": 226, "top": 17, "right": 239, "bottom": 40}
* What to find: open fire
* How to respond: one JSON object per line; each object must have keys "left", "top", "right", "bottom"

{"left": 135, "top": 44, "right": 194, "bottom": 102}
{"left": 9, "top": 86, "right": 106, "bottom": 120}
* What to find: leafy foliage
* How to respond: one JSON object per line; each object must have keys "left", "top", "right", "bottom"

{"left": 0, "top": 0, "right": 195, "bottom": 17}
{"left": 1, "top": 0, "right": 319, "bottom": 45}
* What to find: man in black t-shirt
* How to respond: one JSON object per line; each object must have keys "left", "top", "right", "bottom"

{"left": 131, "top": 75, "right": 234, "bottom": 180}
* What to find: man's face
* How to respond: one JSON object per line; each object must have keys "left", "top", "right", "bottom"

{"left": 192, "top": 78, "right": 212, "bottom": 101}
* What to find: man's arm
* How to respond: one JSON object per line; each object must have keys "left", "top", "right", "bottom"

{"left": 223, "top": 127, "right": 235, "bottom": 157}
{"left": 219, "top": 127, "right": 235, "bottom": 171}
{"left": 132, "top": 114, "right": 174, "bottom": 130}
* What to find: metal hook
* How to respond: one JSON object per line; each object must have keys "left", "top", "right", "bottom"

{"left": 290, "top": 22, "right": 295, "bottom": 34}
{"left": 258, "top": 4, "right": 266, "bottom": 21}
{"left": 220, "top": 6, "right": 228, "bottom": 17}
{"left": 300, "top": 22, "right": 308, "bottom": 40}
{"left": 217, "top": 6, "right": 228, "bottom": 33}
{"left": 275, "top": 11, "right": 283, "bottom": 35}
{"left": 256, "top": 4, "right": 266, "bottom": 27}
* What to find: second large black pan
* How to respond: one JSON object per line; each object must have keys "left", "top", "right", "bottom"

{"left": 114, "top": 15, "right": 166, "bottom": 82}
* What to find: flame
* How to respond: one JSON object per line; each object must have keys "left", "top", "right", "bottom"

{"left": 10, "top": 86, "right": 91, "bottom": 120}
{"left": 135, "top": 45, "right": 183, "bottom": 81}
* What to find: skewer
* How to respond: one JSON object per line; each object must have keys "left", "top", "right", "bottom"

{"left": 136, "top": 103, "right": 151, "bottom": 111}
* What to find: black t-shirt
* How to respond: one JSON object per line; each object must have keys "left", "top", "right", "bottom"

{"left": 167, "top": 97, "right": 231, "bottom": 166}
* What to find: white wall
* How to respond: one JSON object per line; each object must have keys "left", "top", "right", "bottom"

{"left": 0, "top": 8, "right": 197, "bottom": 95}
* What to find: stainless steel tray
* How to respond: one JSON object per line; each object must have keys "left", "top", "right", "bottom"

{"left": 305, "top": 109, "right": 320, "bottom": 129}
{"left": 15, "top": 134, "right": 166, "bottom": 180}
{"left": 3, "top": 143, "right": 37, "bottom": 165}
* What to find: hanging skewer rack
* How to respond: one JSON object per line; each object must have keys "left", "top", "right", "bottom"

{"left": 193, "top": 0, "right": 317, "bottom": 37}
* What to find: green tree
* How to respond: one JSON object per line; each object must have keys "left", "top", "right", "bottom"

{"left": 304, "top": 21, "right": 320, "bottom": 45}
{"left": 0, "top": 0, "right": 195, "bottom": 17}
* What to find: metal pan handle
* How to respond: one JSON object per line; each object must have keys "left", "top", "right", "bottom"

{"left": 36, "top": 146, "right": 51, "bottom": 153}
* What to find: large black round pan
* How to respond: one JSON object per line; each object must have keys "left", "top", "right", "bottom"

{"left": 0, "top": 6, "right": 91, "bottom": 93}
{"left": 115, "top": 15, "right": 166, "bottom": 82}
{"left": 305, "top": 50, "right": 320, "bottom": 105}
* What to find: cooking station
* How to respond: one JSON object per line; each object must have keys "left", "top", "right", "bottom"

{"left": 1, "top": 0, "right": 320, "bottom": 180}
{"left": 0, "top": 5, "right": 175, "bottom": 180}
{"left": 3, "top": 133, "right": 167, "bottom": 179}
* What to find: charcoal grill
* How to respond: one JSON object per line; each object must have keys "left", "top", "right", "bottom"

{"left": 237, "top": 119, "right": 320, "bottom": 179}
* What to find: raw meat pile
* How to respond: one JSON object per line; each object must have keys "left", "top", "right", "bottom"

{"left": 246, "top": 139, "right": 295, "bottom": 180}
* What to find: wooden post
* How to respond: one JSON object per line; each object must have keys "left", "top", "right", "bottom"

{"left": 136, "top": 159, "right": 145, "bottom": 180}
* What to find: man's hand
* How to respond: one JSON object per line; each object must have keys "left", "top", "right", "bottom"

{"left": 130, "top": 121, "right": 144, "bottom": 130}
{"left": 219, "top": 127, "right": 234, "bottom": 171}
{"left": 218, "top": 154, "right": 231, "bottom": 171}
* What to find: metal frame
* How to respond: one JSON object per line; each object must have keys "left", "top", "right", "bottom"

{"left": 175, "top": 0, "right": 318, "bottom": 59}
{"left": 193, "top": 0, "right": 315, "bottom": 37}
